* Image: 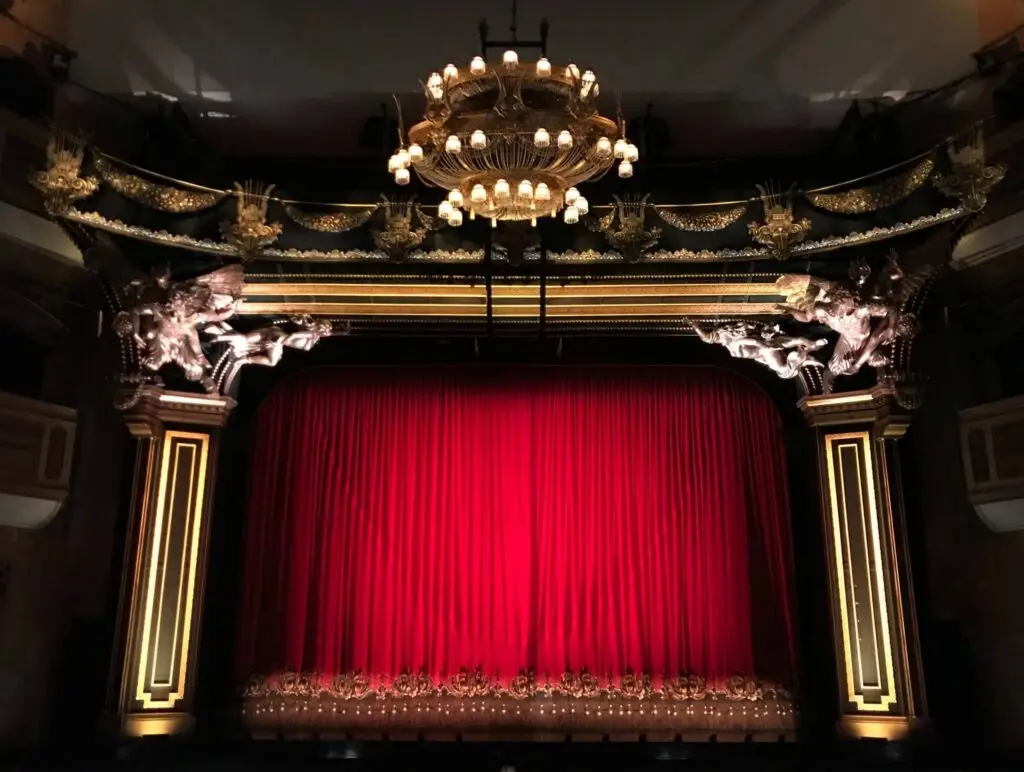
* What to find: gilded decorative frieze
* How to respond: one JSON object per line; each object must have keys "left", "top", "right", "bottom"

{"left": 806, "top": 156, "right": 935, "bottom": 215}
{"left": 655, "top": 203, "right": 747, "bottom": 232}
{"left": 283, "top": 203, "right": 378, "bottom": 233}
{"left": 59, "top": 206, "right": 965, "bottom": 263}
{"left": 94, "top": 156, "right": 226, "bottom": 213}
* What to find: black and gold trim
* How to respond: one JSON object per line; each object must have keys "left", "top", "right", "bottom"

{"left": 800, "top": 389, "right": 926, "bottom": 740}
{"left": 115, "top": 389, "right": 234, "bottom": 737}
{"left": 239, "top": 280, "right": 787, "bottom": 319}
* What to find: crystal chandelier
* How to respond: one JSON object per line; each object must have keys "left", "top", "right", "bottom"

{"left": 387, "top": 14, "right": 638, "bottom": 227}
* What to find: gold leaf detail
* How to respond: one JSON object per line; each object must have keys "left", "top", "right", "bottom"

{"left": 94, "top": 156, "right": 226, "bottom": 213}
{"left": 284, "top": 203, "right": 378, "bottom": 233}
{"left": 806, "top": 156, "right": 935, "bottom": 214}
{"left": 655, "top": 203, "right": 747, "bottom": 232}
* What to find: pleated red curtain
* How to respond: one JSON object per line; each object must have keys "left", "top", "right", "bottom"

{"left": 235, "top": 366, "right": 797, "bottom": 688}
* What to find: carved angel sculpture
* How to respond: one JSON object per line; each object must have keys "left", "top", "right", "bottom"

{"left": 688, "top": 318, "right": 827, "bottom": 379}
{"left": 776, "top": 253, "right": 932, "bottom": 392}
{"left": 113, "top": 265, "right": 243, "bottom": 392}
{"left": 208, "top": 315, "right": 341, "bottom": 393}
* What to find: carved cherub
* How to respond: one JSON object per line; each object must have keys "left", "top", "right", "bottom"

{"left": 113, "top": 265, "right": 243, "bottom": 392}
{"left": 776, "top": 252, "right": 933, "bottom": 392}
{"left": 208, "top": 315, "right": 342, "bottom": 392}
{"left": 687, "top": 318, "right": 827, "bottom": 379}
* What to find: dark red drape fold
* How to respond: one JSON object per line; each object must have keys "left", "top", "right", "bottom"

{"left": 236, "top": 366, "right": 798, "bottom": 687}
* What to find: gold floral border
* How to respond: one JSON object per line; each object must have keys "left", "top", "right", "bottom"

{"left": 244, "top": 669, "right": 791, "bottom": 702}
{"left": 59, "top": 206, "right": 963, "bottom": 263}
{"left": 93, "top": 156, "right": 227, "bottom": 213}
{"left": 805, "top": 156, "right": 935, "bottom": 215}
{"left": 242, "top": 670, "right": 797, "bottom": 739}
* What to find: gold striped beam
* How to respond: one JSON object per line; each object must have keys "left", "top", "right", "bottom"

{"left": 239, "top": 281, "right": 785, "bottom": 319}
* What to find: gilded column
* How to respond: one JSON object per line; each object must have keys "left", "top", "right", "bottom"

{"left": 111, "top": 386, "right": 235, "bottom": 737}
{"left": 799, "top": 385, "right": 927, "bottom": 741}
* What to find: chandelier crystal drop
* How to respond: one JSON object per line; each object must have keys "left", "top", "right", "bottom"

{"left": 388, "top": 29, "right": 638, "bottom": 224}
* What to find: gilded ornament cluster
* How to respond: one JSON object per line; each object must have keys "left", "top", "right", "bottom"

{"left": 243, "top": 668, "right": 791, "bottom": 703}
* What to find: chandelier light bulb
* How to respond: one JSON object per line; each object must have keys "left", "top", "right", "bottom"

{"left": 470, "top": 56, "right": 486, "bottom": 75}
{"left": 534, "top": 182, "right": 551, "bottom": 202}
{"left": 564, "top": 205, "right": 580, "bottom": 225}
{"left": 565, "top": 63, "right": 580, "bottom": 80}
{"left": 394, "top": 167, "right": 410, "bottom": 185}
{"left": 581, "top": 70, "right": 597, "bottom": 97}
{"left": 557, "top": 130, "right": 573, "bottom": 150}
{"left": 503, "top": 49, "right": 519, "bottom": 68}
{"left": 448, "top": 189, "right": 464, "bottom": 207}
{"left": 443, "top": 63, "right": 459, "bottom": 81}
{"left": 533, "top": 128, "right": 550, "bottom": 149}
{"left": 565, "top": 187, "right": 580, "bottom": 205}
{"left": 438, "top": 200, "right": 453, "bottom": 218}
{"left": 625, "top": 143, "right": 639, "bottom": 163}
{"left": 470, "top": 129, "right": 487, "bottom": 150}
{"left": 387, "top": 153, "right": 402, "bottom": 173}
{"left": 618, "top": 160, "right": 633, "bottom": 178}
{"left": 518, "top": 179, "right": 534, "bottom": 199}
{"left": 448, "top": 208, "right": 463, "bottom": 227}
{"left": 595, "top": 136, "right": 612, "bottom": 158}
{"left": 445, "top": 134, "right": 461, "bottom": 153}
{"left": 395, "top": 148, "right": 411, "bottom": 168}
{"left": 427, "top": 72, "right": 444, "bottom": 99}
{"left": 536, "top": 58, "right": 552, "bottom": 77}
{"left": 575, "top": 195, "right": 589, "bottom": 215}
{"left": 408, "top": 143, "right": 424, "bottom": 163}
{"left": 614, "top": 138, "right": 628, "bottom": 159}
{"left": 494, "top": 178, "right": 511, "bottom": 199}
{"left": 471, "top": 183, "right": 487, "bottom": 203}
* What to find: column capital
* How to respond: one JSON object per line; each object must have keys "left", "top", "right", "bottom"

{"left": 798, "top": 385, "right": 914, "bottom": 439}
{"left": 120, "top": 387, "right": 236, "bottom": 438}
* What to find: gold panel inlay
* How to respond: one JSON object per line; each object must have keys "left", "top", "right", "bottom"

{"left": 134, "top": 430, "right": 211, "bottom": 710}
{"left": 824, "top": 431, "right": 898, "bottom": 713}
{"left": 240, "top": 282, "right": 783, "bottom": 298}
{"left": 237, "top": 301, "right": 780, "bottom": 317}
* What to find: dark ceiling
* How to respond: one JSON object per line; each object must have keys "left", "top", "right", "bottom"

{"left": 61, "top": 0, "right": 994, "bottom": 158}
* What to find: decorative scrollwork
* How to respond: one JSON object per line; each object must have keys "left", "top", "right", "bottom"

{"left": 28, "top": 131, "right": 98, "bottom": 215}
{"left": 655, "top": 203, "right": 747, "bottom": 232}
{"left": 93, "top": 155, "right": 226, "bottom": 213}
{"left": 748, "top": 183, "right": 811, "bottom": 259}
{"left": 220, "top": 180, "right": 283, "bottom": 259}
{"left": 243, "top": 669, "right": 792, "bottom": 702}
{"left": 588, "top": 194, "right": 661, "bottom": 262}
{"left": 448, "top": 667, "right": 495, "bottom": 698}
{"left": 326, "top": 671, "right": 371, "bottom": 700}
{"left": 932, "top": 127, "right": 1006, "bottom": 213}
{"left": 284, "top": 203, "right": 378, "bottom": 233}
{"left": 372, "top": 195, "right": 431, "bottom": 261}
{"left": 806, "top": 156, "right": 935, "bottom": 214}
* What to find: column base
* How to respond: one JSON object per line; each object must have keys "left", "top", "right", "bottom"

{"left": 121, "top": 712, "right": 195, "bottom": 738}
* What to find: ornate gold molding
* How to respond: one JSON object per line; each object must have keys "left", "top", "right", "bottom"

{"left": 655, "top": 204, "right": 747, "bottom": 232}
{"left": 58, "top": 207, "right": 965, "bottom": 264}
{"left": 806, "top": 156, "right": 935, "bottom": 215}
{"left": 94, "top": 156, "right": 226, "bottom": 213}
{"left": 242, "top": 670, "right": 796, "bottom": 740}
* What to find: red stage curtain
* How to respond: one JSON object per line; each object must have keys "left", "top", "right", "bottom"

{"left": 236, "top": 366, "right": 797, "bottom": 688}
